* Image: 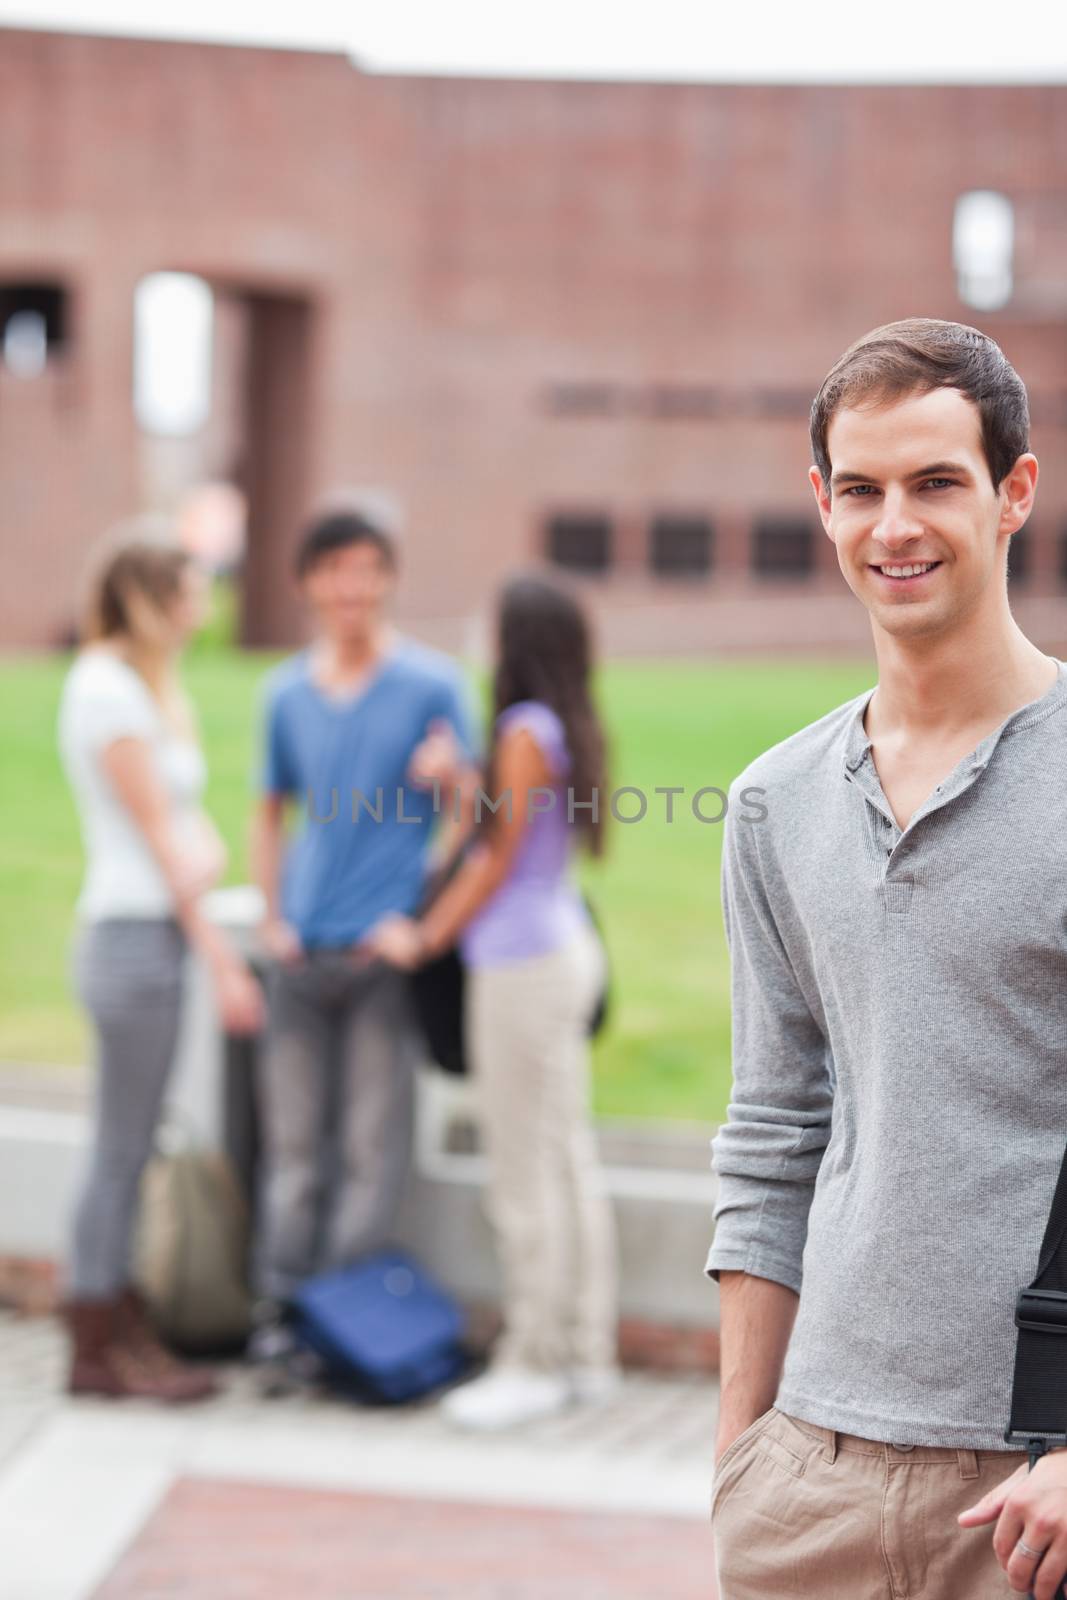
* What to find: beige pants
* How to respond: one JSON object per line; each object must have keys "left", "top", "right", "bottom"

{"left": 466, "top": 925, "right": 618, "bottom": 1372}
{"left": 712, "top": 1405, "right": 1032, "bottom": 1599}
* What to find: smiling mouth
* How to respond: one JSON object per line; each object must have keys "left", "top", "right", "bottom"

{"left": 870, "top": 561, "right": 942, "bottom": 582}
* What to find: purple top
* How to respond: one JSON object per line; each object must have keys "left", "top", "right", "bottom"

{"left": 460, "top": 700, "right": 590, "bottom": 968}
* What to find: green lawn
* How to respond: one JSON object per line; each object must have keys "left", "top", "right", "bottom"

{"left": 0, "top": 643, "right": 874, "bottom": 1123}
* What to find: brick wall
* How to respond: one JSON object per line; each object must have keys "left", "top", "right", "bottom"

{"left": 2, "top": 30, "right": 1066, "bottom": 652}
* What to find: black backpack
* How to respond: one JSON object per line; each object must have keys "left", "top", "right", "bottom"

{"left": 409, "top": 846, "right": 610, "bottom": 1076}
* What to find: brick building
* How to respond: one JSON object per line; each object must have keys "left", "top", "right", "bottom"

{"left": 2, "top": 27, "right": 1066, "bottom": 654}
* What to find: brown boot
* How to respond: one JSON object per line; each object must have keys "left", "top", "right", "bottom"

{"left": 64, "top": 1297, "right": 125, "bottom": 1398}
{"left": 63, "top": 1292, "right": 218, "bottom": 1403}
{"left": 112, "top": 1287, "right": 219, "bottom": 1403}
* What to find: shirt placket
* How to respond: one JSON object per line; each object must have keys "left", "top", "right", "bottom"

{"left": 843, "top": 748, "right": 994, "bottom": 916}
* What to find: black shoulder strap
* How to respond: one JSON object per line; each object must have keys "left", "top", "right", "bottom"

{"left": 1004, "top": 1136, "right": 1067, "bottom": 1463}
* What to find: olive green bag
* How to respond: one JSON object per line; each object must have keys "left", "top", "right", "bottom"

{"left": 134, "top": 1129, "right": 252, "bottom": 1354}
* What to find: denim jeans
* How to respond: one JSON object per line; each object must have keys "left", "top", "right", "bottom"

{"left": 69, "top": 917, "right": 186, "bottom": 1298}
{"left": 254, "top": 952, "right": 418, "bottom": 1300}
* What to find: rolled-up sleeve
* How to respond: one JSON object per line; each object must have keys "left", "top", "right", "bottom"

{"left": 704, "top": 793, "right": 833, "bottom": 1295}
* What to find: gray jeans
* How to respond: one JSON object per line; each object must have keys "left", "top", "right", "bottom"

{"left": 69, "top": 918, "right": 186, "bottom": 1299}
{"left": 254, "top": 952, "right": 418, "bottom": 1301}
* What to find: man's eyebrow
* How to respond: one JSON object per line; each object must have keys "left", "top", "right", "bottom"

{"left": 830, "top": 460, "right": 973, "bottom": 489}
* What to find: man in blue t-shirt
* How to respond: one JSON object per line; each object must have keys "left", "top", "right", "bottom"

{"left": 248, "top": 501, "right": 477, "bottom": 1382}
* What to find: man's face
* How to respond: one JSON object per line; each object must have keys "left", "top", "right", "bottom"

{"left": 810, "top": 386, "right": 1036, "bottom": 642}
{"left": 301, "top": 540, "right": 394, "bottom": 641}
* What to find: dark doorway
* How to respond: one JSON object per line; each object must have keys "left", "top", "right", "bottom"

{"left": 239, "top": 294, "right": 315, "bottom": 647}
{"left": 132, "top": 276, "right": 315, "bottom": 649}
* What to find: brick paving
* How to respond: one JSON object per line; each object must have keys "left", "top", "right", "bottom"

{"left": 1, "top": 1310, "right": 719, "bottom": 1599}
{"left": 91, "top": 1476, "right": 716, "bottom": 1600}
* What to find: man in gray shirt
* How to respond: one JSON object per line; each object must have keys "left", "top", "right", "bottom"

{"left": 706, "top": 318, "right": 1067, "bottom": 1600}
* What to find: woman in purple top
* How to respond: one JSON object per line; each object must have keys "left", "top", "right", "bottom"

{"left": 367, "top": 574, "right": 619, "bottom": 1429}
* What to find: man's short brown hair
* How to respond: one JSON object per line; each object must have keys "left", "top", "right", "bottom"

{"left": 810, "top": 318, "right": 1030, "bottom": 495}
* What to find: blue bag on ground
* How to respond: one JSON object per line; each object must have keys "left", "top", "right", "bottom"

{"left": 290, "top": 1249, "right": 469, "bottom": 1403}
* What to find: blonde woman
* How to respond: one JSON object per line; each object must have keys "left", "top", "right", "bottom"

{"left": 57, "top": 527, "right": 262, "bottom": 1401}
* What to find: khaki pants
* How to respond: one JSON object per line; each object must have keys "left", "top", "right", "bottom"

{"left": 712, "top": 1405, "right": 1031, "bottom": 1599}
{"left": 466, "top": 925, "right": 618, "bottom": 1372}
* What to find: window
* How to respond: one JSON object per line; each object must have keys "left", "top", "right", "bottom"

{"left": 1007, "top": 531, "right": 1028, "bottom": 583}
{"left": 545, "top": 514, "right": 612, "bottom": 574}
{"left": 749, "top": 389, "right": 813, "bottom": 420}
{"left": 752, "top": 517, "right": 814, "bottom": 579}
{"left": 134, "top": 272, "right": 213, "bottom": 434}
{"left": 0, "top": 283, "right": 67, "bottom": 376}
{"left": 649, "top": 515, "right": 713, "bottom": 576}
{"left": 953, "top": 191, "right": 1014, "bottom": 311}
{"left": 644, "top": 386, "right": 722, "bottom": 420}
{"left": 545, "top": 383, "right": 621, "bottom": 417}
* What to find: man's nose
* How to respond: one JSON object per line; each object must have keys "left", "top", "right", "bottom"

{"left": 872, "top": 494, "right": 924, "bottom": 551}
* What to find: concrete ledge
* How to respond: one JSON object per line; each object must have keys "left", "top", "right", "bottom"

{"left": 0, "top": 1072, "right": 720, "bottom": 1337}
{"left": 0, "top": 1105, "right": 89, "bottom": 1259}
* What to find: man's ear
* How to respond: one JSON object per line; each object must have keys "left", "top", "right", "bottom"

{"left": 809, "top": 465, "right": 834, "bottom": 540}
{"left": 998, "top": 453, "right": 1038, "bottom": 537}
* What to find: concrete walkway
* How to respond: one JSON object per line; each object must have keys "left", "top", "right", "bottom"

{"left": 0, "top": 1312, "right": 718, "bottom": 1599}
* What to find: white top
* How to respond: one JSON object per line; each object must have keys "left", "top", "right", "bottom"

{"left": 58, "top": 649, "right": 207, "bottom": 920}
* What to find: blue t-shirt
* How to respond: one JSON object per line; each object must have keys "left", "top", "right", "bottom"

{"left": 260, "top": 639, "right": 477, "bottom": 948}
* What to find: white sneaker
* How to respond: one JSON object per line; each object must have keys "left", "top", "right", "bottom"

{"left": 440, "top": 1365, "right": 572, "bottom": 1431}
{"left": 569, "top": 1363, "right": 624, "bottom": 1404}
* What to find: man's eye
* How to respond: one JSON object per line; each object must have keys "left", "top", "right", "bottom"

{"left": 844, "top": 485, "right": 875, "bottom": 497}
{"left": 925, "top": 478, "right": 955, "bottom": 490}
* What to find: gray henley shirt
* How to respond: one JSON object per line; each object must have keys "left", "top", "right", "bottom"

{"left": 705, "top": 658, "right": 1067, "bottom": 1450}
